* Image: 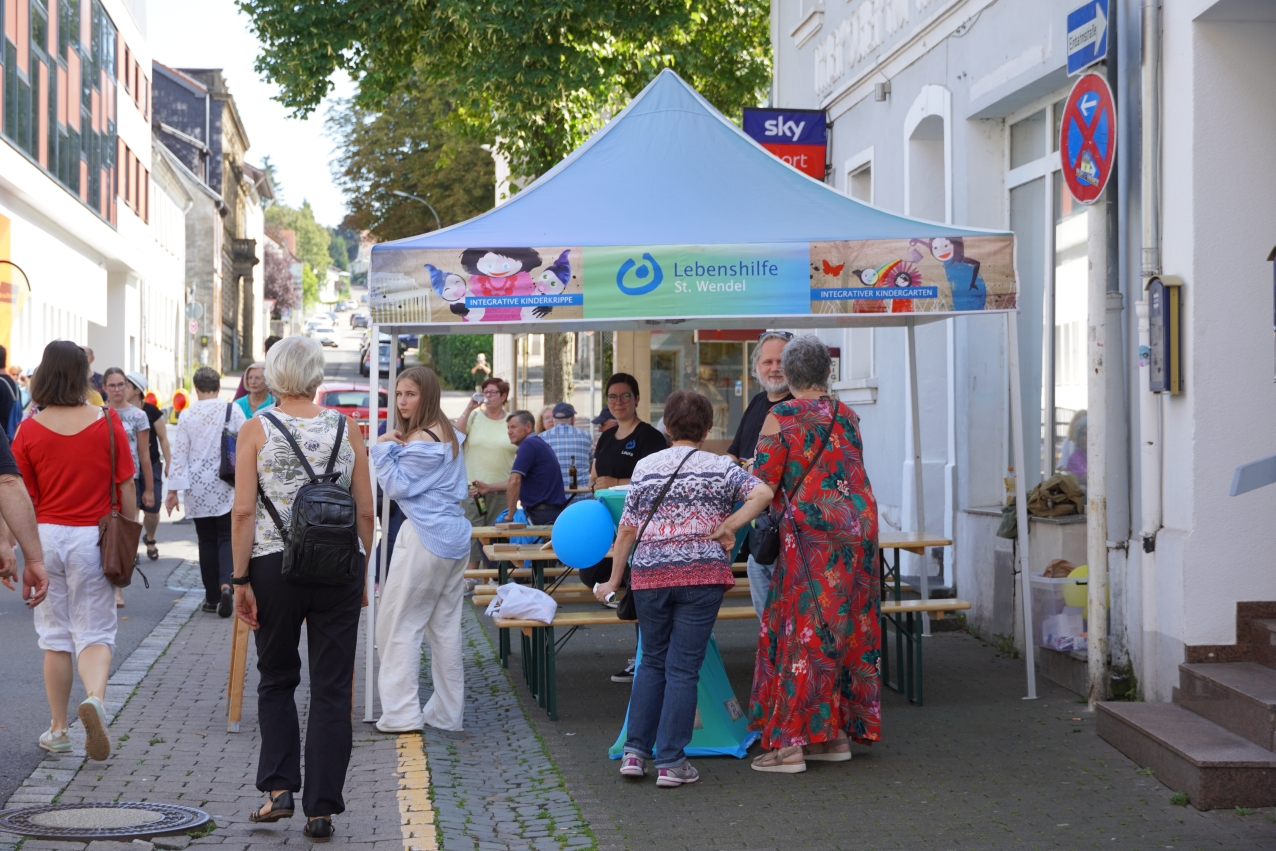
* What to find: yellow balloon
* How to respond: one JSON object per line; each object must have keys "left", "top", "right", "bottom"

{"left": 1063, "top": 565, "right": 1109, "bottom": 608}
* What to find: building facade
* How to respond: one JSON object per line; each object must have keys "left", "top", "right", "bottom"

{"left": 0, "top": 0, "right": 184, "bottom": 392}
{"left": 770, "top": 0, "right": 1276, "bottom": 702}
{"left": 152, "top": 62, "right": 267, "bottom": 372}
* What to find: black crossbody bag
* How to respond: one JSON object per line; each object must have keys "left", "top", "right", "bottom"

{"left": 615, "top": 448, "right": 698, "bottom": 621}
{"left": 748, "top": 399, "right": 838, "bottom": 566}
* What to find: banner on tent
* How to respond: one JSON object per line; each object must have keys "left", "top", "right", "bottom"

{"left": 367, "top": 236, "right": 1016, "bottom": 324}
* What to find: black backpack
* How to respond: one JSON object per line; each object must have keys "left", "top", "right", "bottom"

{"left": 257, "top": 412, "right": 362, "bottom": 586}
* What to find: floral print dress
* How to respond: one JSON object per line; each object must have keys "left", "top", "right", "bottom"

{"left": 747, "top": 397, "right": 881, "bottom": 749}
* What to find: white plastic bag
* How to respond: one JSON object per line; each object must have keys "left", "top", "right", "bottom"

{"left": 483, "top": 584, "right": 558, "bottom": 624}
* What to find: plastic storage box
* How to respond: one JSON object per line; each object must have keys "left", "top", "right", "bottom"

{"left": 1030, "top": 575, "right": 1088, "bottom": 652}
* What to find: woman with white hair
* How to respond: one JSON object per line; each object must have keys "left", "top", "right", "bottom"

{"left": 746, "top": 335, "right": 881, "bottom": 774}
{"left": 229, "top": 336, "right": 374, "bottom": 841}
{"left": 235, "top": 362, "right": 275, "bottom": 419}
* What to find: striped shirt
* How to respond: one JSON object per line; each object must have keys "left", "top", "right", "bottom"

{"left": 370, "top": 435, "right": 470, "bottom": 560}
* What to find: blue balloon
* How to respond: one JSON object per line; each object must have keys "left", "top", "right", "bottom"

{"left": 551, "top": 499, "right": 617, "bottom": 569}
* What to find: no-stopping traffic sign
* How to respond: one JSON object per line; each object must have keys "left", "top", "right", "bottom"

{"left": 1059, "top": 72, "right": 1116, "bottom": 205}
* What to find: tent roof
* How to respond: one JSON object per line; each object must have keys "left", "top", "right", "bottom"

{"left": 373, "top": 70, "right": 1008, "bottom": 253}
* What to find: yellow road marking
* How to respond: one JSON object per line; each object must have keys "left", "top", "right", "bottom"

{"left": 395, "top": 734, "right": 436, "bottom": 851}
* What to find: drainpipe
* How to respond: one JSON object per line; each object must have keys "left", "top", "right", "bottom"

{"left": 1138, "top": 0, "right": 1164, "bottom": 692}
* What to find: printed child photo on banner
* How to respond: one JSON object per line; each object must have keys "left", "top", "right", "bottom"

{"left": 368, "top": 246, "right": 584, "bottom": 325}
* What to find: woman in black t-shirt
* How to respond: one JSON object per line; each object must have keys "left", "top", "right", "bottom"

{"left": 590, "top": 373, "right": 667, "bottom": 489}
{"left": 584, "top": 373, "right": 668, "bottom": 669}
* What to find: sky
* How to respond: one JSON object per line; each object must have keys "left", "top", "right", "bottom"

{"left": 147, "top": 0, "right": 353, "bottom": 227}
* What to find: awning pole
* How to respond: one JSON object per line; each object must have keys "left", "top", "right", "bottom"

{"left": 1007, "top": 310, "right": 1038, "bottom": 699}
{"left": 905, "top": 321, "right": 929, "bottom": 635}
{"left": 364, "top": 324, "right": 382, "bottom": 723}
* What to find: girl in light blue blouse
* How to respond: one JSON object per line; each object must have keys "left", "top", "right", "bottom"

{"left": 370, "top": 367, "right": 471, "bottom": 732}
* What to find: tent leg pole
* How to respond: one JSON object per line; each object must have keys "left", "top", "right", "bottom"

{"left": 905, "top": 322, "right": 929, "bottom": 636}
{"left": 364, "top": 325, "right": 382, "bottom": 723}
{"left": 1007, "top": 311, "right": 1038, "bottom": 700}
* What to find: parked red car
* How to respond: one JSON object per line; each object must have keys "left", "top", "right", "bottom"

{"left": 315, "top": 381, "right": 389, "bottom": 439}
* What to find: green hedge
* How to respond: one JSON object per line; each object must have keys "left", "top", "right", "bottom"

{"left": 431, "top": 334, "right": 494, "bottom": 391}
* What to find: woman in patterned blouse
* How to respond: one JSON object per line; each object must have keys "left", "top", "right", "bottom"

{"left": 229, "top": 336, "right": 374, "bottom": 841}
{"left": 594, "top": 390, "right": 773, "bottom": 788}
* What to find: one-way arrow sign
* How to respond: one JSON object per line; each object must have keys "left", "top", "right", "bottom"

{"left": 1067, "top": 0, "right": 1109, "bottom": 76}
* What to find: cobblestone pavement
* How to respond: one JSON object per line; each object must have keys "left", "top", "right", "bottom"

{"left": 414, "top": 608, "right": 594, "bottom": 851}
{"left": 476, "top": 606, "right": 1276, "bottom": 851}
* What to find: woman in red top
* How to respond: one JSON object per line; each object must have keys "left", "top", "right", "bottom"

{"left": 12, "top": 341, "right": 136, "bottom": 762}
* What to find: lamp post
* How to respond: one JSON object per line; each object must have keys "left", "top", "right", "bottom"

{"left": 391, "top": 190, "right": 442, "bottom": 231}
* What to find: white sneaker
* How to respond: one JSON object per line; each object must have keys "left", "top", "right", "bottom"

{"left": 38, "top": 728, "right": 71, "bottom": 755}
{"left": 77, "top": 694, "right": 111, "bottom": 761}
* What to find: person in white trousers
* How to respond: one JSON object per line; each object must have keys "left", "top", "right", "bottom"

{"left": 370, "top": 367, "right": 471, "bottom": 732}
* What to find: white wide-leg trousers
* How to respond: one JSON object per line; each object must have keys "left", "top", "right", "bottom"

{"left": 375, "top": 523, "right": 468, "bottom": 732}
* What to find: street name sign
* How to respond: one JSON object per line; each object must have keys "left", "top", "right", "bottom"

{"left": 1060, "top": 72, "right": 1116, "bottom": 205}
{"left": 1067, "top": 0, "right": 1109, "bottom": 76}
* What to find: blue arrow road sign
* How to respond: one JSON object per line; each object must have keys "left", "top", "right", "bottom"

{"left": 1067, "top": 0, "right": 1109, "bottom": 76}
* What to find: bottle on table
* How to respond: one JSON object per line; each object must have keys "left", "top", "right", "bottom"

{"left": 569, "top": 456, "right": 578, "bottom": 490}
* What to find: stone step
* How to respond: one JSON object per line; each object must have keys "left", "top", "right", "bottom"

{"left": 1175, "top": 662, "right": 1276, "bottom": 750}
{"left": 1250, "top": 619, "right": 1276, "bottom": 669}
{"left": 1096, "top": 701, "right": 1276, "bottom": 809}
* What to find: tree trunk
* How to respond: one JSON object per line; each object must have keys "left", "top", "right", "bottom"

{"left": 542, "top": 332, "right": 574, "bottom": 406}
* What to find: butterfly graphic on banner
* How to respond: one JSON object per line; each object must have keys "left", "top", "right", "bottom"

{"left": 822, "top": 259, "right": 845, "bottom": 277}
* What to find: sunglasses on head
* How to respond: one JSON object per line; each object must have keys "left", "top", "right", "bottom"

{"left": 758, "top": 331, "right": 794, "bottom": 342}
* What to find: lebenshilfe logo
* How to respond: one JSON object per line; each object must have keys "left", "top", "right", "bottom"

{"left": 616, "top": 253, "right": 663, "bottom": 296}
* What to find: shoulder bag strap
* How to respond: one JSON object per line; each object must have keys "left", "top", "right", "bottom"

{"left": 629, "top": 448, "right": 697, "bottom": 557}
{"left": 254, "top": 414, "right": 296, "bottom": 541}
{"left": 260, "top": 411, "right": 320, "bottom": 483}
{"left": 224, "top": 402, "right": 233, "bottom": 425}
{"left": 103, "top": 407, "right": 119, "bottom": 513}
{"left": 782, "top": 399, "right": 836, "bottom": 503}
{"left": 322, "top": 414, "right": 346, "bottom": 477}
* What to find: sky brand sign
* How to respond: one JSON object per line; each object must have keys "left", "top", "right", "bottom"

{"left": 742, "top": 108, "right": 827, "bottom": 179}
{"left": 582, "top": 243, "right": 810, "bottom": 319}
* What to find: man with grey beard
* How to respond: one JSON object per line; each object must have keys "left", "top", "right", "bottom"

{"left": 728, "top": 331, "right": 793, "bottom": 619}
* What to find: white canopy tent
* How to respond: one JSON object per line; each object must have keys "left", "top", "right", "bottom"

{"left": 362, "top": 70, "right": 1038, "bottom": 719}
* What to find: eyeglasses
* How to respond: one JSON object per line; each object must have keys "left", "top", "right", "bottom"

{"left": 758, "top": 331, "right": 794, "bottom": 342}
{"left": 606, "top": 392, "right": 635, "bottom": 403}
{"left": 481, "top": 389, "right": 502, "bottom": 397}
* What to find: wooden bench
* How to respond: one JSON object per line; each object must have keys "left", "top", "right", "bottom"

{"left": 492, "top": 597, "right": 969, "bottom": 719}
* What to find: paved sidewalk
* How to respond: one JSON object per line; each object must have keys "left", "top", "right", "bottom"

{"left": 477, "top": 605, "right": 1276, "bottom": 851}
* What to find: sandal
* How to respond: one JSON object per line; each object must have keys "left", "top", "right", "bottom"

{"left": 144, "top": 537, "right": 159, "bottom": 561}
{"left": 804, "top": 733, "right": 852, "bottom": 762}
{"left": 248, "top": 790, "right": 295, "bottom": 823}
{"left": 750, "top": 746, "right": 806, "bottom": 774}
{"left": 304, "top": 816, "right": 334, "bottom": 842}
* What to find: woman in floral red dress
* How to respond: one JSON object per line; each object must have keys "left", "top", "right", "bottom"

{"left": 747, "top": 335, "right": 880, "bottom": 774}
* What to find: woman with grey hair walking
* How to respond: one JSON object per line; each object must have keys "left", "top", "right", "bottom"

{"left": 230, "top": 336, "right": 374, "bottom": 840}
{"left": 746, "top": 335, "right": 881, "bottom": 774}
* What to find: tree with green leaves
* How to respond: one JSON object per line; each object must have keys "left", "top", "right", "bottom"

{"left": 239, "top": 0, "right": 770, "bottom": 178}
{"left": 265, "top": 201, "right": 331, "bottom": 275}
{"left": 328, "top": 84, "right": 495, "bottom": 243}
{"left": 301, "top": 264, "right": 320, "bottom": 310}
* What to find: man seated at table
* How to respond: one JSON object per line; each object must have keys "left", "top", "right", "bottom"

{"left": 475, "top": 410, "right": 568, "bottom": 525}
{"left": 539, "top": 402, "right": 592, "bottom": 501}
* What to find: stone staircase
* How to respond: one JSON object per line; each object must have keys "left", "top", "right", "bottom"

{"left": 1097, "top": 608, "right": 1276, "bottom": 809}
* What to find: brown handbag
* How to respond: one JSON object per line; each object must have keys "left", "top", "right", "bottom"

{"left": 98, "top": 407, "right": 144, "bottom": 588}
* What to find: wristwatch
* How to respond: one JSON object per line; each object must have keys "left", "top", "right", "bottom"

{"left": 229, "top": 575, "right": 251, "bottom": 586}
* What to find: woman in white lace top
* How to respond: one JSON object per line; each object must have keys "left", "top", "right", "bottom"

{"left": 165, "top": 366, "right": 245, "bottom": 616}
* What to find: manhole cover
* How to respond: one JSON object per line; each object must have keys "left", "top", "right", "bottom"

{"left": 0, "top": 802, "right": 209, "bottom": 839}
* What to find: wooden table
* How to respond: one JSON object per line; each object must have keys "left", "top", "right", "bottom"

{"left": 878, "top": 531, "right": 952, "bottom": 706}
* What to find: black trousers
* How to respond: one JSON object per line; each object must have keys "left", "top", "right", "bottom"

{"left": 250, "top": 551, "right": 363, "bottom": 817}
{"left": 193, "top": 513, "right": 232, "bottom": 605}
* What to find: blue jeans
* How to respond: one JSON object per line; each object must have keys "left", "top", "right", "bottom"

{"left": 624, "top": 584, "right": 725, "bottom": 768}
{"left": 746, "top": 554, "right": 774, "bottom": 621}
